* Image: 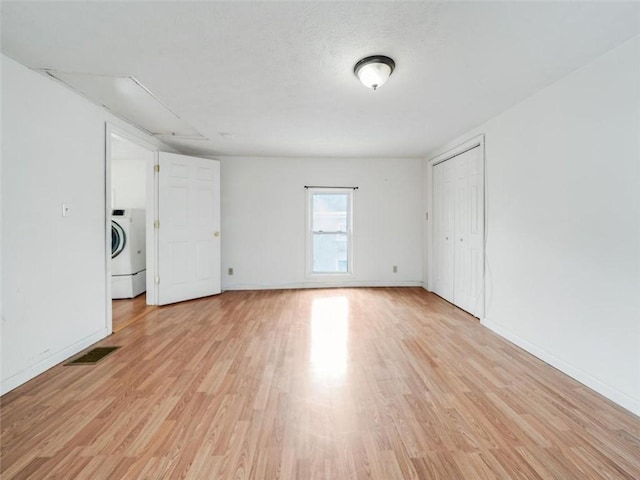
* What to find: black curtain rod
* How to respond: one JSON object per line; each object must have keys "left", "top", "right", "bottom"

{"left": 304, "top": 186, "right": 359, "bottom": 190}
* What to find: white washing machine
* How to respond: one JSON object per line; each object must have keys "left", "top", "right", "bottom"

{"left": 111, "top": 209, "right": 146, "bottom": 298}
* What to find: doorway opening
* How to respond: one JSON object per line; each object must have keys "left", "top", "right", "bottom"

{"left": 106, "top": 125, "right": 158, "bottom": 333}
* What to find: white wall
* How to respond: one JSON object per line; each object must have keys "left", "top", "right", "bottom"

{"left": 221, "top": 157, "right": 423, "bottom": 290}
{"left": 111, "top": 158, "right": 148, "bottom": 210}
{"left": 110, "top": 134, "right": 155, "bottom": 211}
{"left": 425, "top": 36, "right": 640, "bottom": 415}
{"left": 0, "top": 55, "right": 169, "bottom": 394}
{"left": 0, "top": 55, "right": 3, "bottom": 385}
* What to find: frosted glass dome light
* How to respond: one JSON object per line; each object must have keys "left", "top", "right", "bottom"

{"left": 354, "top": 55, "right": 395, "bottom": 90}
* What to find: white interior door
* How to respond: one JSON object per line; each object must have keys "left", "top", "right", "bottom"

{"left": 158, "top": 152, "right": 221, "bottom": 305}
{"left": 465, "top": 147, "right": 484, "bottom": 316}
{"left": 433, "top": 159, "right": 455, "bottom": 303}
{"left": 432, "top": 145, "right": 484, "bottom": 317}
{"left": 433, "top": 163, "right": 443, "bottom": 297}
{"left": 453, "top": 151, "right": 471, "bottom": 311}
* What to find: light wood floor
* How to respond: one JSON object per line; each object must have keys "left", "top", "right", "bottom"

{"left": 2, "top": 288, "right": 639, "bottom": 479}
{"left": 112, "top": 294, "right": 156, "bottom": 333}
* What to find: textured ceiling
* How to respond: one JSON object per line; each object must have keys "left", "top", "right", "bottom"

{"left": 2, "top": 2, "right": 639, "bottom": 158}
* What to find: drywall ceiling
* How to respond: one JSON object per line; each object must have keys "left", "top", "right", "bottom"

{"left": 2, "top": 2, "right": 639, "bottom": 158}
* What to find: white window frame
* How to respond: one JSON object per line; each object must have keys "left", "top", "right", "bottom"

{"left": 306, "top": 187, "right": 354, "bottom": 278}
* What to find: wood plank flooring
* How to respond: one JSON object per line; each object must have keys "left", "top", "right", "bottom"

{"left": 112, "top": 295, "right": 156, "bottom": 333}
{"left": 2, "top": 288, "right": 639, "bottom": 479}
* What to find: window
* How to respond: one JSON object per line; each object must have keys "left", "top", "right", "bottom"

{"left": 307, "top": 188, "right": 353, "bottom": 275}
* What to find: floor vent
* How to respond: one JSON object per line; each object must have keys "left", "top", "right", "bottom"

{"left": 65, "top": 347, "right": 120, "bottom": 366}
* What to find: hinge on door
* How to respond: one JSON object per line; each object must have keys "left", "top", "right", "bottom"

{"left": 155, "top": 276, "right": 160, "bottom": 284}
{"left": 154, "top": 164, "right": 160, "bottom": 173}
{"left": 154, "top": 220, "right": 160, "bottom": 228}
{"left": 425, "top": 212, "right": 429, "bottom": 221}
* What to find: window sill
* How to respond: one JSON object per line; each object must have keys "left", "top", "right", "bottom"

{"left": 306, "top": 272, "right": 354, "bottom": 280}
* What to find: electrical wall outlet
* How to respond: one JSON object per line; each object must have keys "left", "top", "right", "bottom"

{"left": 228, "top": 267, "right": 234, "bottom": 275}
{"left": 393, "top": 265, "right": 398, "bottom": 273}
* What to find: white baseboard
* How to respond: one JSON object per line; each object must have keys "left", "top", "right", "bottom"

{"left": 481, "top": 318, "right": 640, "bottom": 417}
{"left": 223, "top": 280, "right": 423, "bottom": 291}
{"left": 1, "top": 327, "right": 110, "bottom": 396}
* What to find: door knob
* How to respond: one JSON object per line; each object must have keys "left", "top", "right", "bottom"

{"left": 214, "top": 231, "right": 220, "bottom": 237}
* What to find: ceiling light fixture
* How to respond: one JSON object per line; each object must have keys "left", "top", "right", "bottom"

{"left": 354, "top": 55, "right": 395, "bottom": 90}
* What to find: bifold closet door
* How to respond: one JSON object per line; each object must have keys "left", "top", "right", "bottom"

{"left": 433, "top": 159, "right": 455, "bottom": 303}
{"left": 433, "top": 146, "right": 484, "bottom": 317}
{"left": 453, "top": 147, "right": 484, "bottom": 315}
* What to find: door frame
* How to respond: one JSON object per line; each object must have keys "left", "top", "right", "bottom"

{"left": 105, "top": 123, "right": 159, "bottom": 333}
{"left": 426, "top": 134, "right": 486, "bottom": 317}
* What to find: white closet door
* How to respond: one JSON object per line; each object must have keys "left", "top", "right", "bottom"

{"left": 453, "top": 152, "right": 470, "bottom": 311}
{"left": 157, "top": 152, "right": 221, "bottom": 306}
{"left": 466, "top": 148, "right": 484, "bottom": 316}
{"left": 433, "top": 164, "right": 444, "bottom": 296}
{"left": 432, "top": 146, "right": 484, "bottom": 317}
{"left": 433, "top": 163, "right": 444, "bottom": 298}
{"left": 433, "top": 159, "right": 455, "bottom": 303}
